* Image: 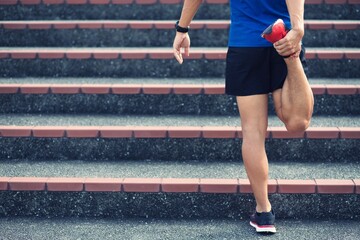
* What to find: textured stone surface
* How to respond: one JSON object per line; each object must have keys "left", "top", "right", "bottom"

{"left": 0, "top": 4, "right": 358, "bottom": 20}
{"left": 0, "top": 77, "right": 358, "bottom": 85}
{"left": 0, "top": 138, "right": 358, "bottom": 162}
{"left": 303, "top": 29, "right": 360, "bottom": 48}
{"left": 1, "top": 29, "right": 358, "bottom": 48}
{"left": 0, "top": 115, "right": 359, "bottom": 128}
{"left": 0, "top": 160, "right": 359, "bottom": 180}
{"left": 0, "top": 94, "right": 358, "bottom": 115}
{"left": 305, "top": 4, "right": 360, "bottom": 20}
{"left": 306, "top": 59, "right": 360, "bottom": 78}
{"left": 1, "top": 217, "right": 360, "bottom": 240}
{"left": 0, "top": 59, "right": 359, "bottom": 78}
{"left": 0, "top": 191, "right": 358, "bottom": 219}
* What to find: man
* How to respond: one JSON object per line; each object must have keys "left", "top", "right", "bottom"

{"left": 173, "top": 0, "right": 314, "bottom": 234}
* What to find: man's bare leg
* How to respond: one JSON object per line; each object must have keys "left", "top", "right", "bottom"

{"left": 272, "top": 56, "right": 314, "bottom": 132}
{"left": 272, "top": 0, "right": 313, "bottom": 131}
{"left": 237, "top": 94, "right": 271, "bottom": 213}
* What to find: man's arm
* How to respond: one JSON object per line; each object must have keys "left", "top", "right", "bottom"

{"left": 286, "top": 0, "right": 305, "bottom": 35}
{"left": 178, "top": 0, "right": 202, "bottom": 27}
{"left": 274, "top": 0, "right": 305, "bottom": 57}
{"left": 173, "top": 0, "right": 202, "bottom": 64}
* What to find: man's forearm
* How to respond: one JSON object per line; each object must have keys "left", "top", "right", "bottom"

{"left": 178, "top": 0, "right": 202, "bottom": 27}
{"left": 286, "top": 0, "right": 305, "bottom": 35}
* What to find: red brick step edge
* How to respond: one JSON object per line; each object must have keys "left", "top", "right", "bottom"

{"left": 0, "top": 177, "right": 359, "bottom": 194}
{"left": 1, "top": 49, "right": 359, "bottom": 60}
{"left": 1, "top": 20, "right": 359, "bottom": 30}
{"left": 0, "top": 83, "right": 358, "bottom": 95}
{"left": 0, "top": 126, "right": 359, "bottom": 139}
{"left": 1, "top": 0, "right": 359, "bottom": 5}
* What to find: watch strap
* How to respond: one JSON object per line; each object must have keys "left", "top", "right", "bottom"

{"left": 175, "top": 21, "right": 189, "bottom": 33}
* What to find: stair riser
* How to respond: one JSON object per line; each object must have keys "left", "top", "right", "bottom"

{"left": 1, "top": 29, "right": 359, "bottom": 48}
{"left": 0, "top": 191, "right": 358, "bottom": 219}
{"left": 0, "top": 94, "right": 358, "bottom": 116}
{"left": 0, "top": 138, "right": 358, "bottom": 162}
{"left": 1, "top": 59, "right": 359, "bottom": 78}
{"left": 0, "top": 4, "right": 358, "bottom": 20}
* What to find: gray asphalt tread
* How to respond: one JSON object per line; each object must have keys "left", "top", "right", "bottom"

{"left": 0, "top": 114, "right": 359, "bottom": 127}
{"left": 0, "top": 218, "right": 359, "bottom": 240}
{"left": 0, "top": 77, "right": 359, "bottom": 85}
{"left": 1, "top": 160, "right": 359, "bottom": 179}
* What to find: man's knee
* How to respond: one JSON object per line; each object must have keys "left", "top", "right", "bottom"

{"left": 285, "top": 117, "right": 310, "bottom": 133}
{"left": 242, "top": 126, "right": 268, "bottom": 143}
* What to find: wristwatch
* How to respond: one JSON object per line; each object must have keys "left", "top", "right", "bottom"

{"left": 175, "top": 20, "right": 189, "bottom": 33}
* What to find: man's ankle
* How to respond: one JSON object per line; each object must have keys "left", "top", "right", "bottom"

{"left": 256, "top": 204, "right": 272, "bottom": 213}
{"left": 283, "top": 52, "right": 301, "bottom": 64}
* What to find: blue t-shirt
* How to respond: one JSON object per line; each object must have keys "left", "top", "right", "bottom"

{"left": 229, "top": 0, "right": 291, "bottom": 47}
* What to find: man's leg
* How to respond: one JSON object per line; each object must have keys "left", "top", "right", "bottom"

{"left": 237, "top": 94, "right": 271, "bottom": 213}
{"left": 272, "top": 56, "right": 314, "bottom": 132}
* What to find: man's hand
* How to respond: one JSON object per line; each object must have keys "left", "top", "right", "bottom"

{"left": 273, "top": 28, "right": 303, "bottom": 58}
{"left": 173, "top": 32, "right": 190, "bottom": 64}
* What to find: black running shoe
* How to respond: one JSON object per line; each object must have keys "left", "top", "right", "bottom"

{"left": 250, "top": 210, "right": 276, "bottom": 233}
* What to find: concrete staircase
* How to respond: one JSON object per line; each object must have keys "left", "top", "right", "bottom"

{"left": 0, "top": 0, "right": 359, "bottom": 238}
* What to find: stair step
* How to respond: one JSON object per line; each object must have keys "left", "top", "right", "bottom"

{"left": 1, "top": 218, "right": 359, "bottom": 239}
{"left": 0, "top": 134, "right": 356, "bottom": 162}
{"left": 1, "top": 92, "right": 357, "bottom": 115}
{"left": 0, "top": 114, "right": 359, "bottom": 127}
{"left": 1, "top": 159, "right": 360, "bottom": 179}
{"left": 1, "top": 19, "right": 358, "bottom": 29}
{"left": 1, "top": 20, "right": 358, "bottom": 47}
{"left": 0, "top": 176, "right": 359, "bottom": 218}
{"left": 1, "top": 0, "right": 358, "bottom": 5}
{"left": 0, "top": 77, "right": 359, "bottom": 85}
{"left": 0, "top": 124, "right": 358, "bottom": 139}
{"left": 1, "top": 176, "right": 359, "bottom": 194}
{"left": 0, "top": 82, "right": 358, "bottom": 95}
{"left": 1, "top": 47, "right": 359, "bottom": 59}
{"left": 0, "top": 0, "right": 358, "bottom": 20}
{"left": 0, "top": 79, "right": 358, "bottom": 115}
{"left": 1, "top": 125, "right": 358, "bottom": 138}
{"left": 0, "top": 47, "right": 359, "bottom": 78}
{"left": 1, "top": 0, "right": 357, "bottom": 5}
{"left": 0, "top": 120, "right": 358, "bottom": 162}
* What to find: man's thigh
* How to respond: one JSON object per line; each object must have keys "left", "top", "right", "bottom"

{"left": 236, "top": 94, "right": 269, "bottom": 138}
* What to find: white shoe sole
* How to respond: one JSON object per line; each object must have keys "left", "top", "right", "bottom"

{"left": 250, "top": 221, "right": 276, "bottom": 233}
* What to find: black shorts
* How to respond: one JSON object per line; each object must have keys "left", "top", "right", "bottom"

{"left": 225, "top": 46, "right": 307, "bottom": 96}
